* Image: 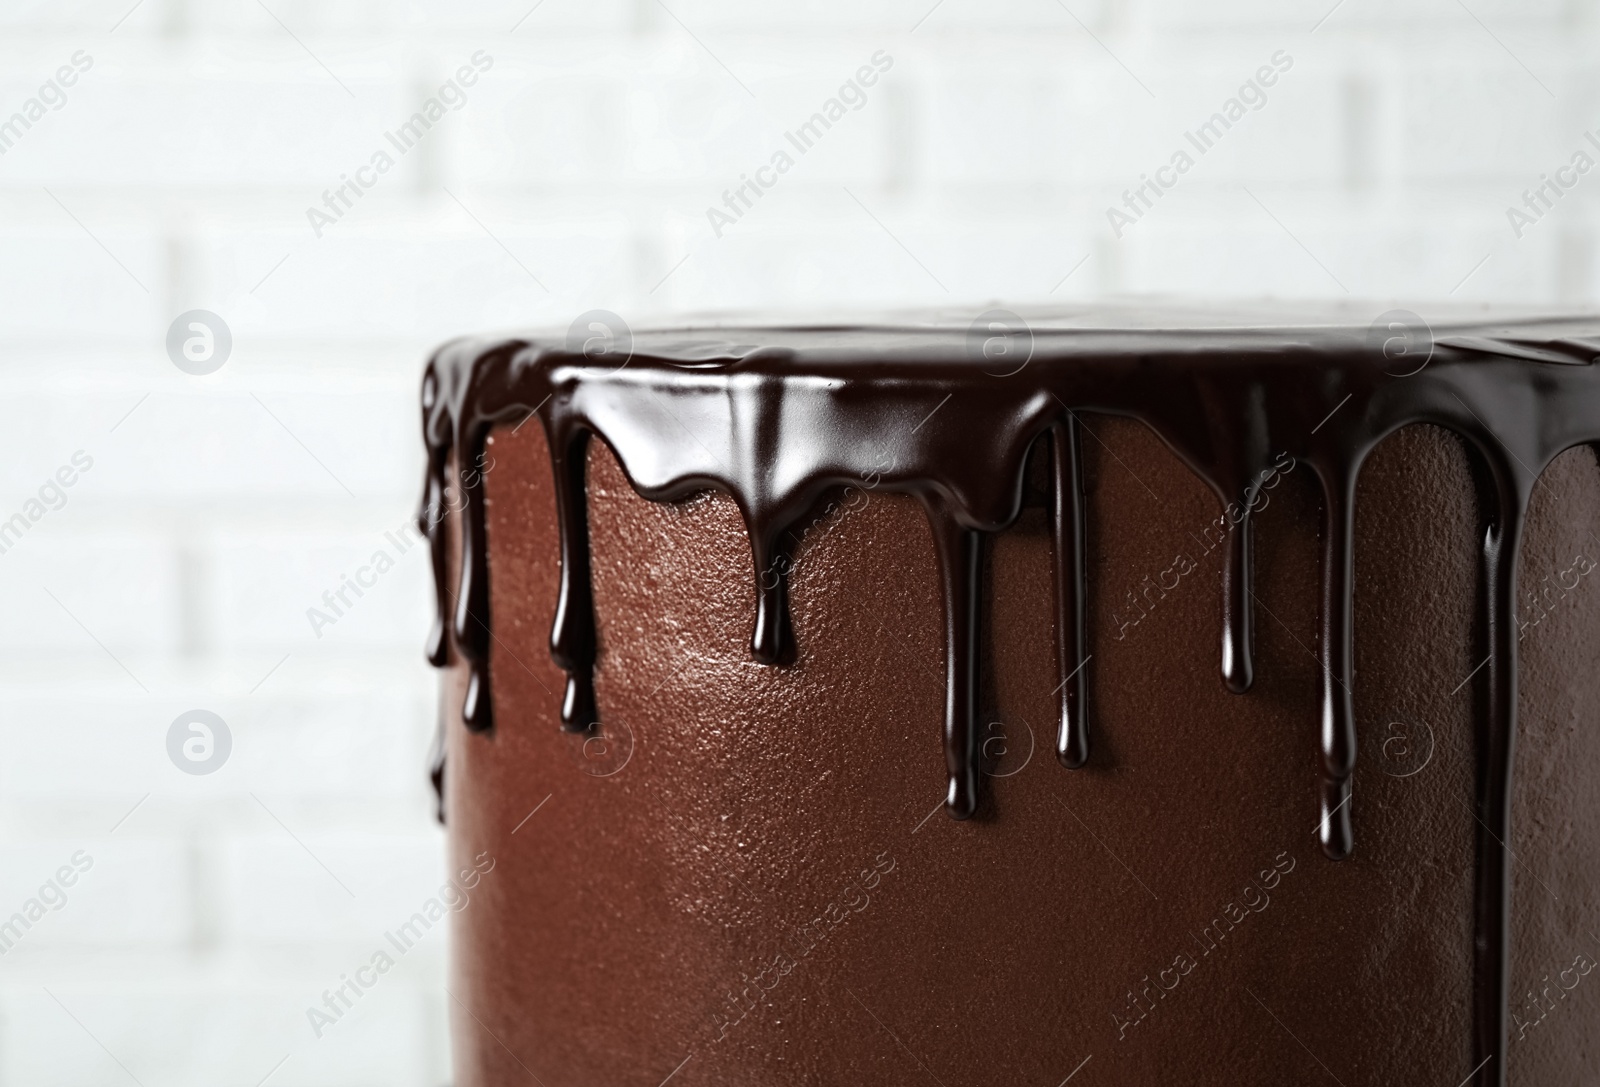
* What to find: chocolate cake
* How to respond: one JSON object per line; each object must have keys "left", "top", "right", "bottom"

{"left": 419, "top": 306, "right": 1600, "bottom": 1086}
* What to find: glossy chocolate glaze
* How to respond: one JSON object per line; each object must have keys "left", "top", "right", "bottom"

{"left": 419, "top": 306, "right": 1600, "bottom": 1087}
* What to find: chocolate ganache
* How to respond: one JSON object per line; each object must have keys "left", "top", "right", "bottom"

{"left": 419, "top": 305, "right": 1600, "bottom": 1087}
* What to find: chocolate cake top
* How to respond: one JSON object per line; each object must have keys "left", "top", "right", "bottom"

{"left": 420, "top": 305, "right": 1600, "bottom": 1087}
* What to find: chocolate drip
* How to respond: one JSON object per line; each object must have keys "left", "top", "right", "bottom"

{"left": 1201, "top": 377, "right": 1272, "bottom": 695}
{"left": 418, "top": 369, "right": 452, "bottom": 669}
{"left": 923, "top": 503, "right": 982, "bottom": 819}
{"left": 419, "top": 312, "right": 1600, "bottom": 1087}
{"left": 1051, "top": 417, "right": 1090, "bottom": 769}
{"left": 750, "top": 531, "right": 795, "bottom": 665}
{"left": 427, "top": 718, "right": 446, "bottom": 825}
{"left": 549, "top": 428, "right": 599, "bottom": 731}
{"left": 1317, "top": 467, "right": 1357, "bottom": 860}
{"left": 1473, "top": 466, "right": 1529, "bottom": 1087}
{"left": 454, "top": 417, "right": 495, "bottom": 733}
{"left": 1216, "top": 515, "right": 1254, "bottom": 691}
{"left": 1220, "top": 515, "right": 1255, "bottom": 694}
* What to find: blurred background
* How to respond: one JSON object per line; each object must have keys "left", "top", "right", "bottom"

{"left": 0, "top": 0, "right": 1595, "bottom": 1083}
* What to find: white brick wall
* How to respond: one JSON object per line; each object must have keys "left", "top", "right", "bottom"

{"left": 1, "top": 1, "right": 1597, "bottom": 1083}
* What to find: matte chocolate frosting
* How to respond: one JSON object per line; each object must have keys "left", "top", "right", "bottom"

{"left": 420, "top": 305, "right": 1600, "bottom": 1086}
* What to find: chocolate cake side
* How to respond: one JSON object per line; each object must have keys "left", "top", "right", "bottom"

{"left": 422, "top": 312, "right": 1600, "bottom": 1087}
{"left": 434, "top": 417, "right": 1600, "bottom": 1087}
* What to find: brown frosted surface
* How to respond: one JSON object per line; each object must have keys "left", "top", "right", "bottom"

{"left": 1506, "top": 445, "right": 1600, "bottom": 1086}
{"left": 439, "top": 418, "right": 1600, "bottom": 1086}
